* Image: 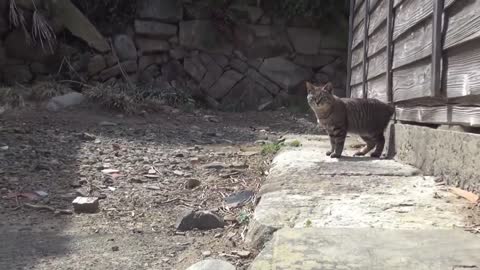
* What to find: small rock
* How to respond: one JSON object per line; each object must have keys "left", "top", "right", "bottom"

{"left": 173, "top": 170, "right": 185, "bottom": 176}
{"left": 72, "top": 197, "right": 99, "bottom": 213}
{"left": 201, "top": 162, "right": 227, "bottom": 170}
{"left": 204, "top": 115, "right": 220, "bottom": 123}
{"left": 189, "top": 157, "right": 201, "bottom": 165}
{"left": 145, "top": 185, "right": 161, "bottom": 191}
{"left": 0, "top": 145, "right": 8, "bottom": 151}
{"left": 226, "top": 232, "right": 236, "bottom": 239}
{"left": 79, "top": 132, "right": 96, "bottom": 141}
{"left": 99, "top": 121, "right": 117, "bottom": 126}
{"left": 101, "top": 169, "right": 120, "bottom": 174}
{"left": 201, "top": 250, "right": 212, "bottom": 257}
{"left": 75, "top": 188, "right": 89, "bottom": 197}
{"left": 47, "top": 92, "right": 86, "bottom": 112}
{"left": 88, "top": 55, "right": 106, "bottom": 75}
{"left": 230, "top": 161, "right": 247, "bottom": 169}
{"left": 34, "top": 191, "right": 48, "bottom": 198}
{"left": 185, "top": 179, "right": 201, "bottom": 189}
{"left": 70, "top": 181, "right": 83, "bottom": 188}
{"left": 186, "top": 259, "right": 235, "bottom": 270}
{"left": 233, "top": 250, "right": 251, "bottom": 258}
{"left": 224, "top": 190, "right": 255, "bottom": 208}
{"left": 224, "top": 214, "right": 236, "bottom": 222}
{"left": 238, "top": 151, "right": 260, "bottom": 157}
{"left": 113, "top": 34, "right": 137, "bottom": 61}
{"left": 111, "top": 246, "right": 119, "bottom": 252}
{"left": 176, "top": 210, "right": 225, "bottom": 231}
{"left": 143, "top": 174, "right": 159, "bottom": 179}
{"left": 174, "top": 152, "right": 185, "bottom": 158}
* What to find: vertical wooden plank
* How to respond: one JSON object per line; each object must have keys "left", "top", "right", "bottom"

{"left": 431, "top": 0, "right": 444, "bottom": 97}
{"left": 386, "top": 0, "right": 393, "bottom": 102}
{"left": 362, "top": 0, "right": 370, "bottom": 98}
{"left": 347, "top": 0, "right": 356, "bottom": 98}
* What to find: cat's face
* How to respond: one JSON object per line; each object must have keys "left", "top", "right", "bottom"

{"left": 306, "top": 82, "right": 335, "bottom": 113}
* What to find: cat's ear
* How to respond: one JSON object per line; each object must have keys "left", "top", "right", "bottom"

{"left": 323, "top": 82, "right": 334, "bottom": 93}
{"left": 305, "top": 81, "right": 316, "bottom": 94}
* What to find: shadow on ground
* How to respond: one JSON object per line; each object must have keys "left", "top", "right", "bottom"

{"left": 0, "top": 106, "right": 319, "bottom": 269}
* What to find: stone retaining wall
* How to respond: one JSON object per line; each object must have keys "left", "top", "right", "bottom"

{"left": 0, "top": 0, "right": 347, "bottom": 111}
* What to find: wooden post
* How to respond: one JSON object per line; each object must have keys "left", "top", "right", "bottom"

{"left": 386, "top": 0, "right": 394, "bottom": 103}
{"left": 346, "top": 0, "right": 355, "bottom": 98}
{"left": 432, "top": 0, "right": 444, "bottom": 97}
{"left": 362, "top": 0, "right": 370, "bottom": 99}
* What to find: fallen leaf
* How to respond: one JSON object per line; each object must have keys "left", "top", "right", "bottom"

{"left": 450, "top": 187, "right": 479, "bottom": 203}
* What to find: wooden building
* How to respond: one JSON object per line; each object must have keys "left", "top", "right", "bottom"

{"left": 347, "top": 0, "right": 480, "bottom": 127}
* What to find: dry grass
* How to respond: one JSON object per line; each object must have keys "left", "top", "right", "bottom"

{"left": 0, "top": 87, "right": 26, "bottom": 108}
{"left": 8, "top": 0, "right": 57, "bottom": 53}
{"left": 83, "top": 82, "right": 195, "bottom": 114}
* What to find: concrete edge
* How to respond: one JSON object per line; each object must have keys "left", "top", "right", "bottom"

{"left": 391, "top": 122, "right": 480, "bottom": 193}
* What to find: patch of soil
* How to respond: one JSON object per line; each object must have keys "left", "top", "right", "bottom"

{"left": 0, "top": 104, "right": 319, "bottom": 270}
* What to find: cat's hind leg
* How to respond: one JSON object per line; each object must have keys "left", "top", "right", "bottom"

{"left": 370, "top": 133, "right": 385, "bottom": 158}
{"left": 354, "top": 136, "right": 376, "bottom": 156}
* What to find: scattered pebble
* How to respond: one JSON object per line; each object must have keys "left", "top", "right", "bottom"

{"left": 233, "top": 250, "right": 251, "bottom": 258}
{"left": 72, "top": 197, "right": 99, "bottom": 214}
{"left": 99, "top": 121, "right": 117, "bottom": 126}
{"left": 201, "top": 162, "right": 227, "bottom": 170}
{"left": 176, "top": 210, "right": 225, "bottom": 231}
{"left": 224, "top": 190, "right": 255, "bottom": 208}
{"left": 185, "top": 179, "right": 201, "bottom": 189}
{"left": 186, "top": 259, "right": 235, "bottom": 270}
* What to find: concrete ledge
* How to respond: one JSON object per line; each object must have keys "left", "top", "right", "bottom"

{"left": 392, "top": 123, "right": 480, "bottom": 193}
{"left": 246, "top": 135, "right": 465, "bottom": 249}
{"left": 250, "top": 228, "right": 480, "bottom": 270}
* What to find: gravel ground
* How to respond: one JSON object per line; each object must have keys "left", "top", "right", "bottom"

{"left": 0, "top": 104, "right": 320, "bottom": 270}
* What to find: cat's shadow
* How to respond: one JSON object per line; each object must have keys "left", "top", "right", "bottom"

{"left": 334, "top": 155, "right": 389, "bottom": 162}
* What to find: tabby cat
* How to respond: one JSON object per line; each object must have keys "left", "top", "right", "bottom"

{"left": 306, "top": 81, "right": 394, "bottom": 158}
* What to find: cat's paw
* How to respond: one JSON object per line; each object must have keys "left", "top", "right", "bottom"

{"left": 326, "top": 150, "right": 333, "bottom": 156}
{"left": 330, "top": 152, "right": 341, "bottom": 158}
{"left": 370, "top": 152, "right": 381, "bottom": 158}
{"left": 353, "top": 151, "right": 365, "bottom": 157}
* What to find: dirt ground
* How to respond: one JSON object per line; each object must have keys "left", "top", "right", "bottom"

{"left": 0, "top": 103, "right": 320, "bottom": 270}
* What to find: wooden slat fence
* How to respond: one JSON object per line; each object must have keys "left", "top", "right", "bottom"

{"left": 346, "top": 0, "right": 480, "bottom": 127}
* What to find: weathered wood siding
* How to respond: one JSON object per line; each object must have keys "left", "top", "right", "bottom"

{"left": 347, "top": 0, "right": 480, "bottom": 127}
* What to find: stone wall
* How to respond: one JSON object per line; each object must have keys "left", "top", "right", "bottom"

{"left": 0, "top": 0, "right": 347, "bottom": 111}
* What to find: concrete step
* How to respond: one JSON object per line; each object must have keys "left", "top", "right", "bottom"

{"left": 250, "top": 227, "right": 480, "bottom": 270}
{"left": 247, "top": 135, "right": 476, "bottom": 269}
{"left": 247, "top": 136, "right": 469, "bottom": 248}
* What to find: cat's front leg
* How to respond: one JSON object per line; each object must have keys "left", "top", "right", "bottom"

{"left": 330, "top": 128, "right": 347, "bottom": 158}
{"left": 326, "top": 135, "right": 335, "bottom": 156}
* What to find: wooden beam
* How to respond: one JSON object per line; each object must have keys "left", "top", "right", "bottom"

{"left": 396, "top": 105, "right": 480, "bottom": 127}
{"left": 362, "top": 0, "right": 370, "bottom": 99}
{"left": 386, "top": 0, "right": 393, "bottom": 102}
{"left": 347, "top": 0, "right": 356, "bottom": 98}
{"left": 431, "top": 0, "right": 444, "bottom": 97}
